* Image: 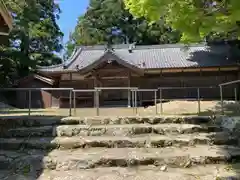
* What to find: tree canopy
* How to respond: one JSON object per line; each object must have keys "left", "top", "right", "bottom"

{"left": 66, "top": 0, "right": 181, "bottom": 57}
{"left": 1, "top": 0, "right": 63, "bottom": 86}
{"left": 124, "top": 0, "right": 240, "bottom": 43}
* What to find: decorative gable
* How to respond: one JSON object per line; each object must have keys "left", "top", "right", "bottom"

{"left": 78, "top": 50, "right": 143, "bottom": 76}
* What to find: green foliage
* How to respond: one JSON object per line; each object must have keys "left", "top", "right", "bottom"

{"left": 124, "top": 0, "right": 240, "bottom": 43}
{"left": 0, "top": 0, "right": 63, "bottom": 86}
{"left": 66, "top": 0, "right": 181, "bottom": 57}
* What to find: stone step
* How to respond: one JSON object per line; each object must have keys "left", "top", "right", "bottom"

{"left": 0, "top": 115, "right": 213, "bottom": 128}
{"left": 4, "top": 165, "right": 239, "bottom": 180}
{"left": 18, "top": 165, "right": 240, "bottom": 180}
{"left": 2, "top": 124, "right": 221, "bottom": 137}
{"left": 1, "top": 145, "right": 240, "bottom": 171}
{"left": 0, "top": 133, "right": 237, "bottom": 150}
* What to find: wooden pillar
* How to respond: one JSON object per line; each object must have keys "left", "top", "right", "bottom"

{"left": 128, "top": 72, "right": 131, "bottom": 107}
{"left": 139, "top": 77, "right": 143, "bottom": 106}
{"left": 93, "top": 77, "right": 97, "bottom": 88}
{"left": 180, "top": 70, "right": 184, "bottom": 87}
{"left": 93, "top": 77, "right": 97, "bottom": 108}
{"left": 97, "top": 76, "right": 103, "bottom": 106}
{"left": 180, "top": 70, "right": 185, "bottom": 99}
{"left": 93, "top": 71, "right": 99, "bottom": 108}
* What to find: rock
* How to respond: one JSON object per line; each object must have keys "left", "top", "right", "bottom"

{"left": 160, "top": 165, "right": 167, "bottom": 171}
{"left": 221, "top": 117, "right": 238, "bottom": 132}
{"left": 183, "top": 160, "right": 192, "bottom": 168}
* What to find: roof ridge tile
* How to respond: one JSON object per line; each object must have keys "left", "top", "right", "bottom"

{"left": 75, "top": 43, "right": 208, "bottom": 51}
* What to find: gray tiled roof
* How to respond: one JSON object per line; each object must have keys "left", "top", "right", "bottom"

{"left": 38, "top": 44, "right": 238, "bottom": 72}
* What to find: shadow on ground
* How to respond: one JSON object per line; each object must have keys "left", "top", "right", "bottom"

{"left": 0, "top": 114, "right": 67, "bottom": 180}
{"left": 199, "top": 101, "right": 240, "bottom": 179}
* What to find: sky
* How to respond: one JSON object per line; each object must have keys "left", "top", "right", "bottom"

{"left": 56, "top": 0, "right": 89, "bottom": 44}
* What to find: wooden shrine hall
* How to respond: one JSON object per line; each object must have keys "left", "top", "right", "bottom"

{"left": 16, "top": 43, "right": 240, "bottom": 108}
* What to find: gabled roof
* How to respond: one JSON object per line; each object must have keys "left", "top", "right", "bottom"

{"left": 38, "top": 43, "right": 239, "bottom": 74}
{"left": 0, "top": 0, "right": 12, "bottom": 34}
{"left": 78, "top": 50, "right": 144, "bottom": 75}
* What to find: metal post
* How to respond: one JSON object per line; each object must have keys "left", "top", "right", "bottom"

{"left": 96, "top": 90, "right": 100, "bottom": 116}
{"left": 74, "top": 91, "right": 76, "bottom": 116}
{"left": 154, "top": 90, "right": 157, "bottom": 114}
{"left": 159, "top": 88, "right": 163, "bottom": 114}
{"left": 94, "top": 91, "right": 96, "bottom": 108}
{"left": 135, "top": 90, "right": 137, "bottom": 114}
{"left": 69, "top": 90, "right": 72, "bottom": 116}
{"left": 128, "top": 89, "right": 131, "bottom": 108}
{"left": 94, "top": 91, "right": 96, "bottom": 114}
{"left": 28, "top": 90, "right": 31, "bottom": 116}
{"left": 50, "top": 90, "right": 52, "bottom": 108}
{"left": 234, "top": 87, "right": 237, "bottom": 102}
{"left": 132, "top": 90, "right": 135, "bottom": 112}
{"left": 220, "top": 86, "right": 224, "bottom": 115}
{"left": 197, "top": 88, "right": 200, "bottom": 114}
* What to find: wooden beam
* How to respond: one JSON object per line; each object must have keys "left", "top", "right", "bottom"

{"left": 161, "top": 69, "right": 182, "bottom": 73}
{"left": 146, "top": 66, "right": 239, "bottom": 74}
{"left": 183, "top": 68, "right": 201, "bottom": 72}
{"left": 0, "top": 31, "right": 8, "bottom": 36}
{"left": 220, "top": 67, "right": 239, "bottom": 71}
{"left": 201, "top": 67, "right": 221, "bottom": 72}
{"left": 100, "top": 76, "right": 129, "bottom": 79}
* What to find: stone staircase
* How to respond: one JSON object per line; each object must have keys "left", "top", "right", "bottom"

{"left": 1, "top": 116, "right": 240, "bottom": 179}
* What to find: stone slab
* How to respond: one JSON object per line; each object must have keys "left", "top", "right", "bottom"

{"left": 1, "top": 145, "right": 240, "bottom": 171}
{"left": 0, "top": 115, "right": 213, "bottom": 128}
{"left": 0, "top": 132, "right": 236, "bottom": 150}
{"left": 1, "top": 164, "right": 240, "bottom": 180}
{"left": 3, "top": 124, "right": 221, "bottom": 138}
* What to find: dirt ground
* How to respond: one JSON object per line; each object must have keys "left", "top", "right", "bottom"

{"left": 148, "top": 100, "right": 240, "bottom": 116}
{"left": 0, "top": 100, "right": 240, "bottom": 117}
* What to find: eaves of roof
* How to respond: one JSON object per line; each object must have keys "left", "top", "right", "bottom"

{"left": 37, "top": 43, "right": 239, "bottom": 74}
{"left": 16, "top": 74, "right": 55, "bottom": 86}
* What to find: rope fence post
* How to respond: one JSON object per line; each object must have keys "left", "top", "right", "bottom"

{"left": 94, "top": 90, "right": 96, "bottom": 108}
{"left": 96, "top": 90, "right": 100, "bottom": 116}
{"left": 128, "top": 89, "right": 131, "bottom": 108}
{"left": 197, "top": 88, "right": 200, "bottom": 114}
{"left": 159, "top": 88, "right": 163, "bottom": 114}
{"left": 69, "top": 90, "right": 72, "bottom": 116}
{"left": 135, "top": 90, "right": 137, "bottom": 114}
{"left": 73, "top": 91, "right": 76, "bottom": 116}
{"left": 28, "top": 89, "right": 31, "bottom": 116}
{"left": 132, "top": 90, "right": 135, "bottom": 114}
{"left": 220, "top": 86, "right": 224, "bottom": 115}
{"left": 234, "top": 87, "right": 237, "bottom": 102}
{"left": 154, "top": 90, "right": 157, "bottom": 114}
